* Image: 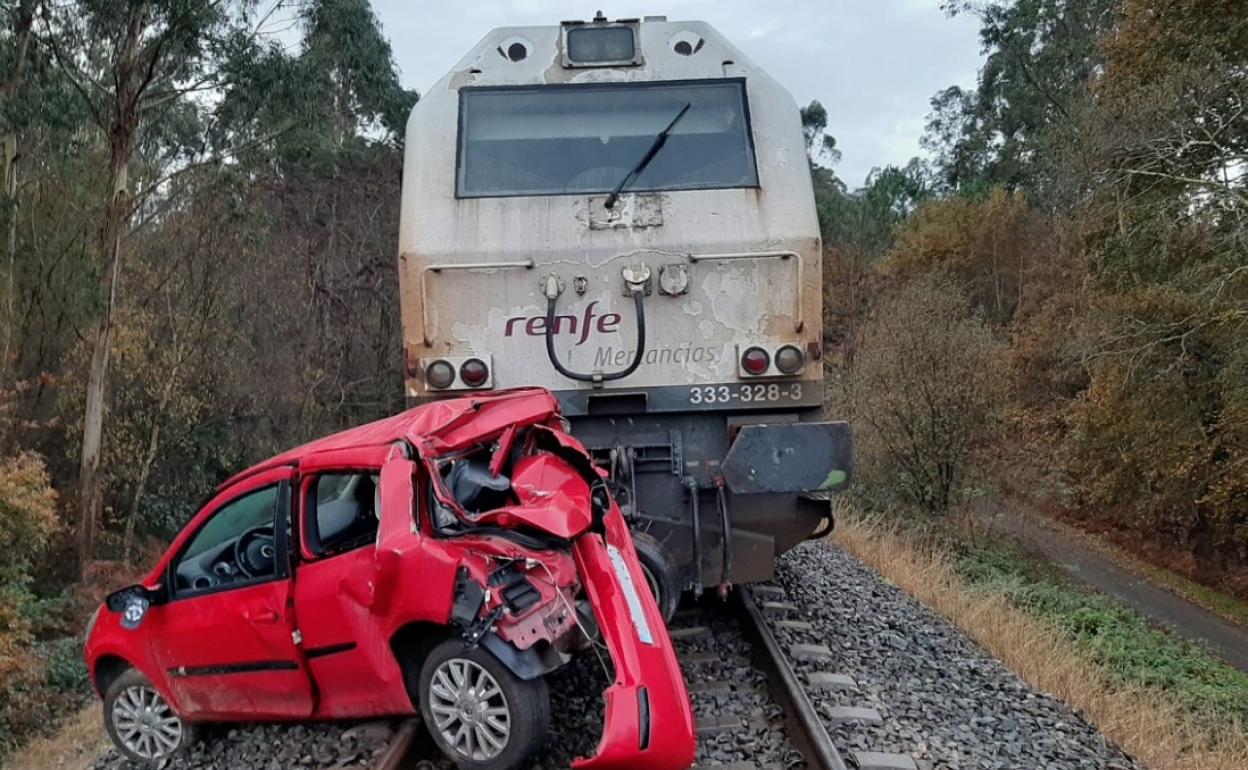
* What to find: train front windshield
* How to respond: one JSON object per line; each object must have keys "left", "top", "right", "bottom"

{"left": 456, "top": 79, "right": 758, "bottom": 198}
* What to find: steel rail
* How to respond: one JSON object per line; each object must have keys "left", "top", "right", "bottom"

{"left": 733, "top": 586, "right": 848, "bottom": 770}
{"left": 370, "top": 718, "right": 419, "bottom": 770}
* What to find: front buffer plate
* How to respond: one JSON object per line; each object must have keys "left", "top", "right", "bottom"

{"left": 722, "top": 422, "right": 854, "bottom": 494}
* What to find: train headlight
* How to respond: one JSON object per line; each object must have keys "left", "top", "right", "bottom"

{"left": 426, "top": 360, "right": 456, "bottom": 389}
{"left": 741, "top": 347, "right": 770, "bottom": 376}
{"left": 774, "top": 345, "right": 805, "bottom": 374}
{"left": 459, "top": 358, "right": 490, "bottom": 388}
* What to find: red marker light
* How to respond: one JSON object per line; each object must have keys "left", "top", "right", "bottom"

{"left": 459, "top": 358, "right": 490, "bottom": 387}
{"left": 425, "top": 360, "right": 455, "bottom": 389}
{"left": 741, "top": 347, "right": 770, "bottom": 375}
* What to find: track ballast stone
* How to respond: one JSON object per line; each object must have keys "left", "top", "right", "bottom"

{"left": 766, "top": 541, "right": 1147, "bottom": 770}
{"left": 92, "top": 720, "right": 395, "bottom": 770}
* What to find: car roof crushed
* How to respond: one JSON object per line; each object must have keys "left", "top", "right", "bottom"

{"left": 219, "top": 387, "right": 561, "bottom": 490}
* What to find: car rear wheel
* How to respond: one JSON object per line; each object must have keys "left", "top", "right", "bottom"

{"left": 418, "top": 639, "right": 549, "bottom": 770}
{"left": 103, "top": 669, "right": 197, "bottom": 765}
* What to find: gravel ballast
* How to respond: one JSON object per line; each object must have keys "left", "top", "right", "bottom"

{"left": 92, "top": 720, "right": 395, "bottom": 770}
{"left": 767, "top": 541, "right": 1148, "bottom": 770}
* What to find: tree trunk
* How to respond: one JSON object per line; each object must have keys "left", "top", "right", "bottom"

{"left": 3, "top": 135, "right": 15, "bottom": 374}
{"left": 1, "top": 0, "right": 36, "bottom": 379}
{"left": 76, "top": 3, "right": 146, "bottom": 574}
{"left": 77, "top": 162, "right": 129, "bottom": 568}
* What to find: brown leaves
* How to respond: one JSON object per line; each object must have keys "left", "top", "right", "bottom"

{"left": 843, "top": 276, "right": 1006, "bottom": 513}
{"left": 0, "top": 451, "right": 58, "bottom": 583}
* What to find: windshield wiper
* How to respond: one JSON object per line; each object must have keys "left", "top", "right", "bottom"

{"left": 603, "top": 102, "right": 691, "bottom": 209}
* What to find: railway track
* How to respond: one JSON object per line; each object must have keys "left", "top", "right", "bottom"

{"left": 668, "top": 587, "right": 845, "bottom": 770}
{"left": 374, "top": 584, "right": 914, "bottom": 770}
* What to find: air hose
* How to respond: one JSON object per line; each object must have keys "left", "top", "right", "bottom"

{"left": 543, "top": 275, "right": 647, "bottom": 384}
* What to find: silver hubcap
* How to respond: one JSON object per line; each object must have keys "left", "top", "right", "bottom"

{"left": 428, "top": 658, "right": 510, "bottom": 761}
{"left": 111, "top": 685, "right": 183, "bottom": 760}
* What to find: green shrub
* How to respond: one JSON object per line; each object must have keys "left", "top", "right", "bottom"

{"left": 40, "top": 635, "right": 89, "bottom": 695}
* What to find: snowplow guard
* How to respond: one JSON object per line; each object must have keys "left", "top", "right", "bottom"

{"left": 722, "top": 421, "right": 854, "bottom": 494}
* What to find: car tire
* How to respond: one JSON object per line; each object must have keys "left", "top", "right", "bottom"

{"left": 633, "top": 531, "right": 681, "bottom": 622}
{"left": 418, "top": 639, "right": 549, "bottom": 770}
{"left": 103, "top": 668, "right": 198, "bottom": 765}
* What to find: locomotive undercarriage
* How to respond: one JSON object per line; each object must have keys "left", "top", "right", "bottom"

{"left": 567, "top": 403, "right": 843, "bottom": 593}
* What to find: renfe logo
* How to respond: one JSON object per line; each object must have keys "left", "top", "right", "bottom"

{"left": 503, "top": 301, "right": 622, "bottom": 346}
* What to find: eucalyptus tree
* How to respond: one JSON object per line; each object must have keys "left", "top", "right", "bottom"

{"left": 41, "top": 0, "right": 273, "bottom": 569}
{"left": 1, "top": 0, "right": 39, "bottom": 380}
{"left": 925, "top": 0, "right": 1117, "bottom": 193}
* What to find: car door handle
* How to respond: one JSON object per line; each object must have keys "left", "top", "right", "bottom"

{"left": 243, "top": 608, "right": 280, "bottom": 624}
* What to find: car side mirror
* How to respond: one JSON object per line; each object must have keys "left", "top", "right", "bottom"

{"left": 105, "top": 584, "right": 165, "bottom": 630}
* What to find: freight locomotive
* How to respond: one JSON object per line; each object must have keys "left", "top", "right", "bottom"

{"left": 398, "top": 12, "right": 852, "bottom": 617}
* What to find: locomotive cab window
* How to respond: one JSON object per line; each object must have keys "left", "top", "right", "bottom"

{"left": 456, "top": 79, "right": 758, "bottom": 198}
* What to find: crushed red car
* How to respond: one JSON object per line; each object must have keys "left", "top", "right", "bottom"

{"left": 84, "top": 388, "right": 696, "bottom": 770}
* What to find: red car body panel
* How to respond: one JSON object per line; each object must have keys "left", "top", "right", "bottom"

{"left": 572, "top": 509, "right": 697, "bottom": 769}
{"left": 84, "top": 388, "right": 696, "bottom": 769}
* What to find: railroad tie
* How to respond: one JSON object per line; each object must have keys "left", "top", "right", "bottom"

{"left": 750, "top": 585, "right": 786, "bottom": 600}
{"left": 804, "top": 672, "right": 859, "bottom": 692}
{"left": 823, "top": 705, "right": 883, "bottom": 726}
{"left": 669, "top": 625, "right": 714, "bottom": 641}
{"left": 771, "top": 619, "right": 814, "bottom": 632}
{"left": 696, "top": 708, "right": 766, "bottom": 737}
{"left": 691, "top": 763, "right": 783, "bottom": 770}
{"left": 788, "top": 643, "right": 833, "bottom": 661}
{"left": 673, "top": 607, "right": 708, "bottom": 623}
{"left": 682, "top": 650, "right": 751, "bottom": 667}
{"left": 759, "top": 600, "right": 800, "bottom": 617}
{"left": 686, "top": 680, "right": 735, "bottom": 696}
{"left": 852, "top": 751, "right": 919, "bottom": 770}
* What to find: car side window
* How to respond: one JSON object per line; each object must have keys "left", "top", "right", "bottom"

{"left": 307, "top": 472, "right": 381, "bottom": 557}
{"left": 173, "top": 485, "right": 279, "bottom": 595}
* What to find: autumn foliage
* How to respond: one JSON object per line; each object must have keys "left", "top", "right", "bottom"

{"left": 829, "top": 0, "right": 1248, "bottom": 578}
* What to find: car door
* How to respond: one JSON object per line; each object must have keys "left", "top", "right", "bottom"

{"left": 289, "top": 448, "right": 414, "bottom": 718}
{"left": 145, "top": 467, "right": 315, "bottom": 720}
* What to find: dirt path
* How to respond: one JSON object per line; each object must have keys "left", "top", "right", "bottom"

{"left": 988, "top": 513, "right": 1248, "bottom": 673}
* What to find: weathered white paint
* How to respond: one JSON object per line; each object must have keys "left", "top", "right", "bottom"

{"left": 398, "top": 17, "right": 822, "bottom": 396}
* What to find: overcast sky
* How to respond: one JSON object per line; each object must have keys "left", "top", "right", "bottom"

{"left": 370, "top": 1, "right": 985, "bottom": 186}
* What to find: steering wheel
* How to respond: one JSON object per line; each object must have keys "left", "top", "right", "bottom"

{"left": 235, "top": 525, "right": 276, "bottom": 578}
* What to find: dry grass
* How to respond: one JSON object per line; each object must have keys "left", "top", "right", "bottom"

{"left": 834, "top": 516, "right": 1248, "bottom": 770}
{"left": 4, "top": 705, "right": 106, "bottom": 770}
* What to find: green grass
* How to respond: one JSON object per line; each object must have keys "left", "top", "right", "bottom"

{"left": 952, "top": 539, "right": 1248, "bottom": 724}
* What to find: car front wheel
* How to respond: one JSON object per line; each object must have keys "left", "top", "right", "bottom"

{"left": 103, "top": 668, "right": 197, "bottom": 765}
{"left": 418, "top": 639, "right": 549, "bottom": 770}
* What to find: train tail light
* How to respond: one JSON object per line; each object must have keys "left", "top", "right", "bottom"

{"left": 774, "top": 345, "right": 805, "bottom": 374}
{"left": 741, "top": 347, "right": 770, "bottom": 376}
{"left": 426, "top": 360, "right": 456, "bottom": 389}
{"left": 459, "top": 358, "right": 490, "bottom": 387}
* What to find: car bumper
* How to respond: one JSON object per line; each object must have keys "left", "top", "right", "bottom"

{"left": 571, "top": 510, "right": 696, "bottom": 770}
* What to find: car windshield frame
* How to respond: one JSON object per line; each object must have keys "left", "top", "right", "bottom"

{"left": 455, "top": 78, "right": 759, "bottom": 199}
